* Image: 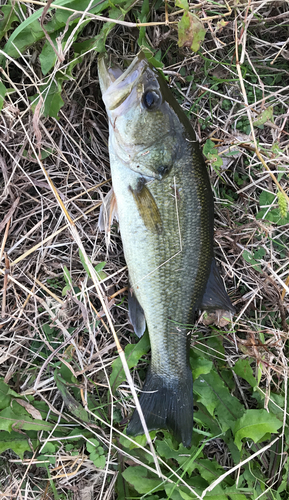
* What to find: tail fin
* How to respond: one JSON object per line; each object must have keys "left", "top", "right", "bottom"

{"left": 126, "top": 368, "right": 193, "bottom": 447}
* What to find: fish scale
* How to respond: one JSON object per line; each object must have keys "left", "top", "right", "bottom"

{"left": 98, "top": 52, "right": 234, "bottom": 446}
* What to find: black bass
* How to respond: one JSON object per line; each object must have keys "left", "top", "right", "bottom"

{"left": 98, "top": 53, "right": 234, "bottom": 447}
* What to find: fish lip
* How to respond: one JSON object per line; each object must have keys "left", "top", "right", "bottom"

{"left": 98, "top": 53, "right": 123, "bottom": 94}
{"left": 98, "top": 52, "right": 149, "bottom": 111}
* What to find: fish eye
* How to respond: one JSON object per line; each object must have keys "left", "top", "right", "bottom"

{"left": 142, "top": 90, "right": 161, "bottom": 110}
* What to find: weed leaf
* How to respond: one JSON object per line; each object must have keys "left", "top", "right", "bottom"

{"left": 122, "top": 465, "right": 163, "bottom": 494}
{"left": 0, "top": 430, "right": 38, "bottom": 459}
{"left": 234, "top": 409, "right": 282, "bottom": 450}
{"left": 176, "top": 0, "right": 189, "bottom": 9}
{"left": 233, "top": 359, "right": 257, "bottom": 388}
{"left": 0, "top": 404, "right": 54, "bottom": 432}
{"left": 178, "top": 12, "right": 206, "bottom": 52}
{"left": 0, "top": 380, "right": 21, "bottom": 409}
{"left": 86, "top": 438, "right": 106, "bottom": 468}
{"left": 194, "top": 370, "right": 244, "bottom": 431}
{"left": 54, "top": 371, "right": 89, "bottom": 422}
{"left": 190, "top": 351, "right": 213, "bottom": 380}
{"left": 110, "top": 332, "right": 150, "bottom": 392}
{"left": 253, "top": 106, "right": 273, "bottom": 127}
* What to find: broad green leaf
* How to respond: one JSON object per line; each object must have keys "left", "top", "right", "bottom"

{"left": 225, "top": 484, "right": 252, "bottom": 500}
{"left": 156, "top": 437, "right": 199, "bottom": 473}
{"left": 86, "top": 437, "right": 100, "bottom": 453}
{"left": 30, "top": 75, "right": 69, "bottom": 119}
{"left": 110, "top": 332, "right": 150, "bottom": 392}
{"left": 256, "top": 190, "right": 289, "bottom": 225}
{"left": 178, "top": 12, "right": 206, "bottom": 52}
{"left": 253, "top": 248, "right": 266, "bottom": 260}
{"left": 193, "top": 376, "right": 219, "bottom": 416}
{"left": 0, "top": 404, "right": 54, "bottom": 432}
{"left": 39, "top": 30, "right": 60, "bottom": 76}
{"left": 0, "top": 1, "right": 22, "bottom": 40}
{"left": 194, "top": 409, "right": 221, "bottom": 437}
{"left": 54, "top": 371, "right": 89, "bottom": 422}
{"left": 259, "top": 190, "right": 275, "bottom": 206}
{"left": 203, "top": 140, "right": 223, "bottom": 170}
{"left": 190, "top": 352, "right": 213, "bottom": 380}
{"left": 0, "top": 380, "right": 21, "bottom": 409}
{"left": 202, "top": 484, "right": 228, "bottom": 499}
{"left": 165, "top": 483, "right": 187, "bottom": 500}
{"left": 175, "top": 0, "right": 189, "bottom": 10}
{"left": 0, "top": 0, "right": 111, "bottom": 65}
{"left": 95, "top": 261, "right": 107, "bottom": 280}
{"left": 40, "top": 21, "right": 87, "bottom": 75}
{"left": 119, "top": 430, "right": 156, "bottom": 450}
{"left": 122, "top": 465, "right": 163, "bottom": 494}
{"left": 90, "top": 453, "right": 106, "bottom": 468}
{"left": 254, "top": 389, "right": 285, "bottom": 421}
{"left": 194, "top": 370, "right": 244, "bottom": 431}
{"left": 233, "top": 359, "right": 257, "bottom": 388}
{"left": 137, "top": 0, "right": 150, "bottom": 47}
{"left": 203, "top": 139, "right": 215, "bottom": 157}
{"left": 62, "top": 284, "right": 72, "bottom": 296}
{"left": 207, "top": 152, "right": 223, "bottom": 169}
{"left": 242, "top": 250, "right": 262, "bottom": 273}
{"left": 194, "top": 458, "right": 224, "bottom": 483}
{"left": 41, "top": 442, "right": 56, "bottom": 454}
{"left": 42, "top": 323, "right": 56, "bottom": 336}
{"left": 256, "top": 207, "right": 289, "bottom": 226}
{"left": 253, "top": 106, "right": 273, "bottom": 127}
{"left": 73, "top": 4, "right": 125, "bottom": 57}
{"left": 0, "top": 430, "right": 38, "bottom": 459}
{"left": 87, "top": 438, "right": 106, "bottom": 468}
{"left": 142, "top": 49, "right": 164, "bottom": 70}
{"left": 234, "top": 409, "right": 282, "bottom": 450}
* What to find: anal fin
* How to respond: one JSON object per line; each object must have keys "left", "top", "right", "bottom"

{"left": 128, "top": 289, "right": 146, "bottom": 338}
{"left": 201, "top": 258, "right": 235, "bottom": 314}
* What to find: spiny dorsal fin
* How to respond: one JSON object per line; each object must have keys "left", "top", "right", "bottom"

{"left": 129, "top": 179, "right": 162, "bottom": 234}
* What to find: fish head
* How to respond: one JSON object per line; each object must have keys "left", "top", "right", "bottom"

{"left": 98, "top": 53, "right": 183, "bottom": 180}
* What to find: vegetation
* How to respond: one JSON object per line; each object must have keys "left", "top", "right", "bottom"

{"left": 0, "top": 0, "right": 288, "bottom": 498}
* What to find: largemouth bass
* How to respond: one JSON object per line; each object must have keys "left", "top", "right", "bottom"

{"left": 98, "top": 53, "right": 234, "bottom": 447}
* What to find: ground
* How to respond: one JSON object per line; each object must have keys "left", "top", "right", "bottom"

{"left": 0, "top": 1, "right": 288, "bottom": 499}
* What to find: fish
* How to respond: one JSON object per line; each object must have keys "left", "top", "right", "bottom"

{"left": 98, "top": 52, "right": 235, "bottom": 447}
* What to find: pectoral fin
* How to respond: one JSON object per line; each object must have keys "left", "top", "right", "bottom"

{"left": 98, "top": 189, "right": 118, "bottom": 248}
{"left": 201, "top": 258, "right": 235, "bottom": 314}
{"left": 129, "top": 180, "right": 162, "bottom": 234}
{"left": 128, "top": 289, "right": 146, "bottom": 338}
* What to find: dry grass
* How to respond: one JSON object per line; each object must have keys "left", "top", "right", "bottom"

{"left": 0, "top": 0, "right": 289, "bottom": 498}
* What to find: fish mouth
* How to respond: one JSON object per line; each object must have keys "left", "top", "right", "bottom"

{"left": 98, "top": 52, "right": 148, "bottom": 111}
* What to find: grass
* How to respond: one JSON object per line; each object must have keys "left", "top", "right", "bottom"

{"left": 0, "top": 0, "right": 289, "bottom": 498}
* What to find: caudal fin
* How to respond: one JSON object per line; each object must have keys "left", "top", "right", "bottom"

{"left": 126, "top": 368, "right": 193, "bottom": 447}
